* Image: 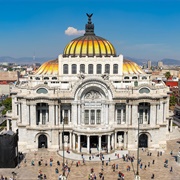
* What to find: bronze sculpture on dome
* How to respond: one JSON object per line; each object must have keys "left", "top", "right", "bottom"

{"left": 86, "top": 13, "right": 93, "bottom": 24}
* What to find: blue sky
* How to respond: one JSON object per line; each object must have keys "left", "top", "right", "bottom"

{"left": 0, "top": 0, "right": 180, "bottom": 61}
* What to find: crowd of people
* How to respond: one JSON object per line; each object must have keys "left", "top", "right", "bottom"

{"left": 1, "top": 145, "right": 178, "bottom": 180}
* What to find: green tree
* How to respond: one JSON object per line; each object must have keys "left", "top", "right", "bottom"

{"left": 169, "top": 94, "right": 177, "bottom": 107}
{"left": 2, "top": 97, "right": 12, "bottom": 114}
{"left": 165, "top": 71, "right": 171, "bottom": 80}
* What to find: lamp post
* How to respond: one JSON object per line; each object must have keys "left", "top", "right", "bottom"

{"left": 135, "top": 114, "right": 141, "bottom": 180}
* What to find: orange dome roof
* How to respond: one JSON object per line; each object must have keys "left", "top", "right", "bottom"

{"left": 63, "top": 14, "right": 116, "bottom": 58}
{"left": 34, "top": 59, "right": 144, "bottom": 76}
{"left": 34, "top": 59, "right": 58, "bottom": 75}
{"left": 123, "top": 59, "right": 144, "bottom": 75}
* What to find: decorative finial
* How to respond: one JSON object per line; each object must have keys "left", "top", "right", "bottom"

{"left": 85, "top": 13, "right": 95, "bottom": 35}
{"left": 86, "top": 13, "right": 93, "bottom": 24}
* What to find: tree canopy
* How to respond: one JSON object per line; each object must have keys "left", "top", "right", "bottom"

{"left": 165, "top": 71, "right": 171, "bottom": 80}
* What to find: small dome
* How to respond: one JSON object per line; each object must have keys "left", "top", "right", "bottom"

{"left": 63, "top": 14, "right": 116, "bottom": 58}
{"left": 34, "top": 59, "right": 58, "bottom": 75}
{"left": 123, "top": 59, "right": 144, "bottom": 75}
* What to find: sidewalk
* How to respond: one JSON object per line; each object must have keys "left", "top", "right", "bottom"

{"left": 58, "top": 149, "right": 128, "bottom": 162}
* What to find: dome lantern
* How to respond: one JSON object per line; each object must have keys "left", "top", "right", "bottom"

{"left": 84, "top": 13, "right": 95, "bottom": 36}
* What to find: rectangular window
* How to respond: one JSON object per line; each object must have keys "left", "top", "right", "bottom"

{"left": 91, "top": 110, "right": 95, "bottom": 124}
{"left": 42, "top": 110, "right": 46, "bottom": 125}
{"left": 123, "top": 108, "right": 126, "bottom": 122}
{"left": 113, "top": 64, "right": 118, "bottom": 74}
{"left": 105, "top": 64, "right": 110, "bottom": 73}
{"left": 80, "top": 64, "right": 85, "bottom": 73}
{"left": 139, "top": 109, "right": 143, "bottom": 124}
{"left": 96, "top": 110, "right": 101, "bottom": 124}
{"left": 72, "top": 64, "right": 77, "bottom": 74}
{"left": 97, "top": 64, "right": 102, "bottom": 74}
{"left": 88, "top": 64, "right": 93, "bottom": 74}
{"left": 117, "top": 110, "right": 121, "bottom": 124}
{"left": 85, "top": 110, "right": 89, "bottom": 124}
{"left": 63, "top": 64, "right": 68, "bottom": 74}
{"left": 64, "top": 110, "right": 68, "bottom": 124}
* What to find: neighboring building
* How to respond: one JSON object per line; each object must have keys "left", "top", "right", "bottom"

{"left": 158, "top": 61, "right": 163, "bottom": 68}
{"left": 147, "top": 60, "right": 151, "bottom": 69}
{"left": 10, "top": 15, "right": 173, "bottom": 153}
{"left": 174, "top": 79, "right": 180, "bottom": 117}
{"left": 0, "top": 71, "right": 20, "bottom": 84}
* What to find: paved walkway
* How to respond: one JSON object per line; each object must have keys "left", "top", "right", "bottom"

{"left": 0, "top": 138, "right": 180, "bottom": 180}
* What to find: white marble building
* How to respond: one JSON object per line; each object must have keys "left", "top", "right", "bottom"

{"left": 10, "top": 14, "right": 172, "bottom": 153}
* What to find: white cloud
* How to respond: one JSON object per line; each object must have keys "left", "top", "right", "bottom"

{"left": 65, "top": 27, "right": 85, "bottom": 36}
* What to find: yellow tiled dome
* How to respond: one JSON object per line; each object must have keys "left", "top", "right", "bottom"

{"left": 34, "top": 59, "right": 58, "bottom": 75}
{"left": 123, "top": 59, "right": 144, "bottom": 75}
{"left": 63, "top": 35, "right": 116, "bottom": 58}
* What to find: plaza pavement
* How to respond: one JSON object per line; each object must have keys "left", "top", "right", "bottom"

{"left": 0, "top": 138, "right": 180, "bottom": 180}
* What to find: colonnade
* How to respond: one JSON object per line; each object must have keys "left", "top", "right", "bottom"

{"left": 59, "top": 131, "right": 128, "bottom": 154}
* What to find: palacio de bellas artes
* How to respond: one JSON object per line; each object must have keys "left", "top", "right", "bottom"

{"left": 9, "top": 14, "right": 179, "bottom": 154}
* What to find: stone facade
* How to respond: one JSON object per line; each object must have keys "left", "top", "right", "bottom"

{"left": 9, "top": 15, "right": 172, "bottom": 153}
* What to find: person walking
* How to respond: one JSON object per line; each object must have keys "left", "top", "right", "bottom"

{"left": 170, "top": 166, "right": 173, "bottom": 172}
{"left": 151, "top": 173, "right": 154, "bottom": 179}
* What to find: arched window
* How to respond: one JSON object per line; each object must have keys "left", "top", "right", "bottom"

{"left": 124, "top": 76, "right": 129, "bottom": 79}
{"left": 35, "top": 77, "right": 40, "bottom": 80}
{"left": 142, "top": 76, "right": 147, "bottom": 80}
{"left": 105, "top": 64, "right": 110, "bottom": 73}
{"left": 36, "top": 88, "right": 48, "bottom": 94}
{"left": 80, "top": 64, "right": 85, "bottom": 73}
{"left": 88, "top": 64, "right": 93, "bottom": 74}
{"left": 113, "top": 64, "right": 118, "bottom": 74}
{"left": 97, "top": 64, "right": 102, "bottom": 74}
{"left": 139, "top": 88, "right": 150, "bottom": 94}
{"left": 72, "top": 64, "right": 77, "bottom": 74}
{"left": 52, "top": 77, "right": 57, "bottom": 80}
{"left": 63, "top": 64, "right": 68, "bottom": 74}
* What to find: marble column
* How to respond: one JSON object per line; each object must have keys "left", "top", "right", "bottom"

{"left": 111, "top": 133, "right": 114, "bottom": 150}
{"left": 72, "top": 103, "right": 78, "bottom": 125}
{"left": 109, "top": 103, "right": 115, "bottom": 124}
{"left": 108, "top": 135, "right": 110, "bottom": 153}
{"left": 18, "top": 103, "right": 21, "bottom": 123}
{"left": 69, "top": 132, "right": 72, "bottom": 149}
{"left": 49, "top": 105, "right": 54, "bottom": 126}
{"left": 115, "top": 132, "right": 117, "bottom": 149}
{"left": 87, "top": 135, "right": 90, "bottom": 154}
{"left": 126, "top": 104, "right": 129, "bottom": 124}
{"left": 124, "top": 131, "right": 127, "bottom": 149}
{"left": 56, "top": 105, "right": 58, "bottom": 125}
{"left": 7, "top": 119, "right": 10, "bottom": 130}
{"left": 81, "top": 103, "right": 84, "bottom": 125}
{"left": 150, "top": 104, "right": 156, "bottom": 126}
{"left": 106, "top": 104, "right": 109, "bottom": 125}
{"left": 30, "top": 104, "right": 36, "bottom": 126}
{"left": 78, "top": 135, "right": 80, "bottom": 153}
{"left": 132, "top": 104, "right": 138, "bottom": 126}
{"left": 73, "top": 133, "right": 76, "bottom": 151}
{"left": 170, "top": 119, "right": 173, "bottom": 132}
{"left": 59, "top": 132, "right": 62, "bottom": 149}
{"left": 78, "top": 104, "right": 81, "bottom": 125}
{"left": 98, "top": 136, "right": 101, "bottom": 153}
{"left": 26, "top": 104, "right": 30, "bottom": 125}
